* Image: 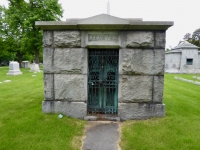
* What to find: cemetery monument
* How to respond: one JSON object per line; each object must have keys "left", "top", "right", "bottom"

{"left": 36, "top": 14, "right": 173, "bottom": 120}
{"left": 7, "top": 61, "right": 22, "bottom": 76}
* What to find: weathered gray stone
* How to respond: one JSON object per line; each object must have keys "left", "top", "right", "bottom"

{"left": 43, "top": 31, "right": 53, "bottom": 47}
{"left": 118, "top": 103, "right": 165, "bottom": 120}
{"left": 54, "top": 74, "right": 86, "bottom": 101}
{"left": 120, "top": 76, "right": 153, "bottom": 102}
{"left": 39, "top": 14, "right": 172, "bottom": 120}
{"left": 54, "top": 31, "right": 81, "bottom": 48}
{"left": 53, "top": 48, "right": 84, "bottom": 74}
{"left": 29, "top": 63, "right": 41, "bottom": 72}
{"left": 78, "top": 14, "right": 129, "bottom": 25}
{"left": 44, "top": 74, "right": 54, "bottom": 100}
{"left": 153, "top": 76, "right": 164, "bottom": 103}
{"left": 43, "top": 48, "right": 85, "bottom": 74}
{"left": 43, "top": 47, "right": 53, "bottom": 73}
{"left": 85, "top": 31, "right": 120, "bottom": 48}
{"left": 42, "top": 101, "right": 87, "bottom": 119}
{"left": 35, "top": 14, "right": 173, "bottom": 31}
{"left": 126, "top": 31, "right": 154, "bottom": 48}
{"left": 155, "top": 31, "right": 166, "bottom": 48}
{"left": 121, "top": 49, "right": 165, "bottom": 75}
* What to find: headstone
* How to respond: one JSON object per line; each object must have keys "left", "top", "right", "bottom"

{"left": 192, "top": 76, "right": 197, "bottom": 79}
{"left": 30, "top": 63, "right": 41, "bottom": 72}
{"left": 174, "top": 76, "right": 179, "bottom": 79}
{"left": 3, "top": 80, "right": 11, "bottom": 82}
{"left": 195, "top": 81, "right": 200, "bottom": 85}
{"left": 21, "top": 61, "right": 29, "bottom": 68}
{"left": 187, "top": 80, "right": 195, "bottom": 83}
{"left": 7, "top": 61, "right": 22, "bottom": 76}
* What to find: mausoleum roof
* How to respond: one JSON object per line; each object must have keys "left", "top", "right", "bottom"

{"left": 35, "top": 14, "right": 173, "bottom": 31}
{"left": 171, "top": 41, "right": 199, "bottom": 50}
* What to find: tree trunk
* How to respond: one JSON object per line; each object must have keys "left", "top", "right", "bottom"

{"left": 17, "top": 52, "right": 23, "bottom": 68}
{"left": 34, "top": 48, "right": 40, "bottom": 64}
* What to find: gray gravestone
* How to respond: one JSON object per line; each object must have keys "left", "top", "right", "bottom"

{"left": 30, "top": 63, "right": 41, "bottom": 72}
{"left": 7, "top": 61, "right": 22, "bottom": 76}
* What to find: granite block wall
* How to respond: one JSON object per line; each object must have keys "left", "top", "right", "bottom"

{"left": 42, "top": 30, "right": 166, "bottom": 120}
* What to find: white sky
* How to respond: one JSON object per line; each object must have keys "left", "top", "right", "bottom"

{"left": 1, "top": 0, "right": 200, "bottom": 49}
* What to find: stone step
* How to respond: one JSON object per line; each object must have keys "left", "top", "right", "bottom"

{"left": 84, "top": 115, "right": 120, "bottom": 121}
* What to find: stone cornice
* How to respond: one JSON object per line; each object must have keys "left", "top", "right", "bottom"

{"left": 35, "top": 14, "right": 173, "bottom": 31}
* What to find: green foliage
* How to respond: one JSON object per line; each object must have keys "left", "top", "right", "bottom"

{"left": 0, "top": 0, "right": 63, "bottom": 64}
{"left": 184, "top": 28, "right": 200, "bottom": 50}
{"left": 120, "top": 74, "right": 200, "bottom": 150}
{"left": 0, "top": 67, "right": 85, "bottom": 150}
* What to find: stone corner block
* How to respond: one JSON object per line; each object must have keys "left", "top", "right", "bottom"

{"left": 153, "top": 76, "right": 164, "bottom": 103}
{"left": 44, "top": 74, "right": 54, "bottom": 100}
{"left": 54, "top": 31, "right": 81, "bottom": 48}
{"left": 155, "top": 31, "right": 166, "bottom": 48}
{"left": 121, "top": 49, "right": 165, "bottom": 75}
{"left": 42, "top": 101, "right": 87, "bottom": 119}
{"left": 43, "top": 31, "right": 53, "bottom": 47}
{"left": 126, "top": 31, "right": 154, "bottom": 48}
{"left": 118, "top": 103, "right": 165, "bottom": 121}
{"left": 43, "top": 48, "right": 53, "bottom": 73}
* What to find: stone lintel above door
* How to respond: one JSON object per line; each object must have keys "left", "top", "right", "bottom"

{"left": 81, "top": 31, "right": 120, "bottom": 48}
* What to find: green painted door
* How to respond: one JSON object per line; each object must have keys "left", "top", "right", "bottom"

{"left": 88, "top": 49, "right": 119, "bottom": 114}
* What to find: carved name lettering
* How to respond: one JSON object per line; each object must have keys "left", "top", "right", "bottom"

{"left": 88, "top": 34, "right": 118, "bottom": 42}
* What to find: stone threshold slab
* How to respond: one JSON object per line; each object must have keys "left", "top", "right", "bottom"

{"left": 84, "top": 114, "right": 120, "bottom": 121}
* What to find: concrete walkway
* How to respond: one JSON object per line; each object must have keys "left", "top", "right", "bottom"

{"left": 82, "top": 121, "right": 120, "bottom": 150}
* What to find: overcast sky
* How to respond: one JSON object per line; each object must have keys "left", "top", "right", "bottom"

{"left": 1, "top": 0, "right": 200, "bottom": 49}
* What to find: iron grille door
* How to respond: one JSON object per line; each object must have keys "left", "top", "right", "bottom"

{"left": 88, "top": 49, "right": 119, "bottom": 114}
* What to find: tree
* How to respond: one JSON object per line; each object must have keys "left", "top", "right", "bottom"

{"left": 2, "top": 0, "right": 63, "bottom": 66}
{"left": 24, "top": 0, "right": 63, "bottom": 63}
{"left": 183, "top": 33, "right": 191, "bottom": 41}
{"left": 191, "top": 28, "right": 200, "bottom": 49}
{"left": 183, "top": 29, "right": 200, "bottom": 50}
{"left": 0, "top": 5, "right": 16, "bottom": 65}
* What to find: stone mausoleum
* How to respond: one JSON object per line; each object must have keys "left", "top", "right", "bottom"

{"left": 36, "top": 14, "right": 173, "bottom": 120}
{"left": 165, "top": 41, "right": 200, "bottom": 73}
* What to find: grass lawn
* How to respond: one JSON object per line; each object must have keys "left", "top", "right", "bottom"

{"left": 0, "top": 67, "right": 85, "bottom": 150}
{"left": 120, "top": 73, "right": 200, "bottom": 150}
{"left": 1, "top": 66, "right": 200, "bottom": 150}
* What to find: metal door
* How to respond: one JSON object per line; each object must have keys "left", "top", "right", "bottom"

{"left": 88, "top": 49, "right": 119, "bottom": 114}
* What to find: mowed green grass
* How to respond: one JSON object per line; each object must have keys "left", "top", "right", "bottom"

{"left": 1, "top": 66, "right": 200, "bottom": 150}
{"left": 120, "top": 74, "right": 200, "bottom": 150}
{"left": 0, "top": 67, "right": 85, "bottom": 150}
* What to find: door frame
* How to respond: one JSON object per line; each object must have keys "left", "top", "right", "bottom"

{"left": 87, "top": 48, "right": 119, "bottom": 115}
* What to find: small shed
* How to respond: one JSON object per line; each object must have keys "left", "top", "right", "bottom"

{"left": 36, "top": 14, "right": 173, "bottom": 120}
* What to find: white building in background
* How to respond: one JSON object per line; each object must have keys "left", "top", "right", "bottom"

{"left": 165, "top": 41, "right": 200, "bottom": 73}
